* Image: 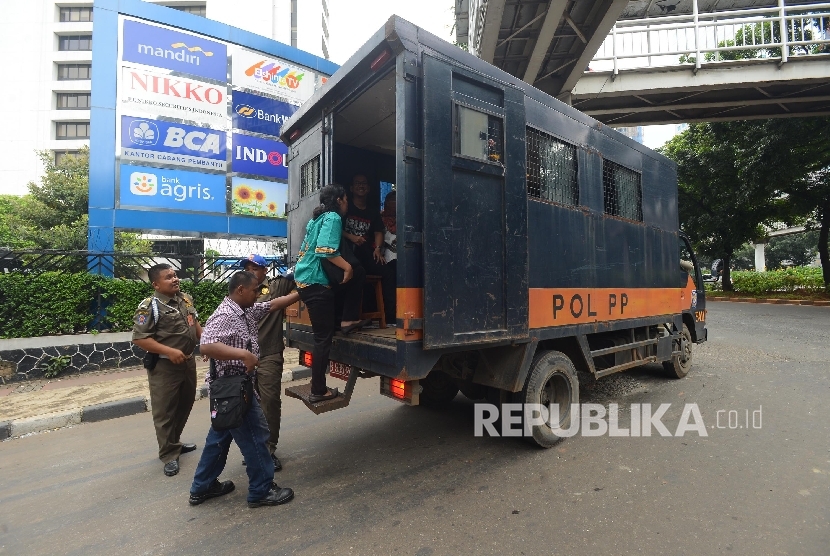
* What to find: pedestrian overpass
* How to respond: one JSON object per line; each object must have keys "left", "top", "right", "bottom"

{"left": 457, "top": 0, "right": 830, "bottom": 126}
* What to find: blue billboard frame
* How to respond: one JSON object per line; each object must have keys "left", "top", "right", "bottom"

{"left": 89, "top": 0, "right": 338, "bottom": 252}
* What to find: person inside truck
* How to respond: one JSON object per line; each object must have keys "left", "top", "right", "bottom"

{"left": 294, "top": 183, "right": 367, "bottom": 403}
{"left": 380, "top": 190, "right": 397, "bottom": 325}
{"left": 342, "top": 174, "right": 395, "bottom": 323}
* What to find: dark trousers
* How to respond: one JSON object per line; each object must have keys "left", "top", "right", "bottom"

{"left": 255, "top": 353, "right": 283, "bottom": 454}
{"left": 353, "top": 246, "right": 396, "bottom": 324}
{"left": 298, "top": 285, "right": 337, "bottom": 396}
{"left": 147, "top": 358, "right": 197, "bottom": 463}
{"left": 334, "top": 239, "right": 366, "bottom": 322}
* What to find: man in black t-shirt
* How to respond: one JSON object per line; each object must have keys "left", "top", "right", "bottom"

{"left": 343, "top": 174, "right": 385, "bottom": 272}
{"left": 342, "top": 174, "right": 395, "bottom": 326}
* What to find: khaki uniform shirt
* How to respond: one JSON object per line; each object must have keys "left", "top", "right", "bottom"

{"left": 256, "top": 276, "right": 295, "bottom": 357}
{"left": 132, "top": 292, "right": 200, "bottom": 356}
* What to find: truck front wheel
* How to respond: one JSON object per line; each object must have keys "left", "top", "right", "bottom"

{"left": 663, "top": 323, "right": 693, "bottom": 379}
{"left": 522, "top": 350, "right": 579, "bottom": 448}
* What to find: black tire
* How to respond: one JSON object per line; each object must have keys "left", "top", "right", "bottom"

{"left": 419, "top": 371, "right": 460, "bottom": 407}
{"left": 521, "top": 350, "right": 579, "bottom": 448}
{"left": 663, "top": 323, "right": 693, "bottom": 379}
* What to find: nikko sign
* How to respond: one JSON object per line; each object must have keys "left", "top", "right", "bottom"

{"left": 120, "top": 66, "right": 228, "bottom": 128}
{"left": 120, "top": 116, "right": 226, "bottom": 170}
{"left": 119, "top": 164, "right": 227, "bottom": 213}
{"left": 231, "top": 48, "right": 315, "bottom": 104}
{"left": 121, "top": 19, "right": 228, "bottom": 82}
{"left": 232, "top": 133, "right": 288, "bottom": 180}
{"left": 232, "top": 90, "right": 298, "bottom": 137}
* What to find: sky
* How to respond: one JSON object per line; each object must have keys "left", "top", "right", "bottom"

{"left": 328, "top": 0, "right": 457, "bottom": 65}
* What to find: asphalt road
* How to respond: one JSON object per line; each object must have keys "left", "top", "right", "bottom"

{"left": 1, "top": 302, "right": 828, "bottom": 555}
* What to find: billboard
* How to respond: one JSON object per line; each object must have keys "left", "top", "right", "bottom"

{"left": 120, "top": 116, "right": 226, "bottom": 170}
{"left": 232, "top": 90, "right": 297, "bottom": 137}
{"left": 89, "top": 0, "right": 338, "bottom": 252}
{"left": 232, "top": 133, "right": 288, "bottom": 180}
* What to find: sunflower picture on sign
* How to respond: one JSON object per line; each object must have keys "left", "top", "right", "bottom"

{"left": 231, "top": 177, "right": 287, "bottom": 218}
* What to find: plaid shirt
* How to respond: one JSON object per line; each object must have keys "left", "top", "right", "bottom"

{"left": 200, "top": 296, "right": 271, "bottom": 384}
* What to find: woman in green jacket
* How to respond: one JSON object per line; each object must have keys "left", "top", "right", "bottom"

{"left": 294, "top": 184, "right": 367, "bottom": 402}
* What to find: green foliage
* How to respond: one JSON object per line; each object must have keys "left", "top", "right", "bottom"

{"left": 180, "top": 280, "right": 226, "bottom": 320}
{"left": 730, "top": 267, "right": 824, "bottom": 295}
{"left": 0, "top": 271, "right": 228, "bottom": 339}
{"left": 40, "top": 355, "right": 71, "bottom": 379}
{"left": 0, "top": 272, "right": 97, "bottom": 338}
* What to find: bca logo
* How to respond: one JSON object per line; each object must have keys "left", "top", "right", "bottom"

{"left": 130, "top": 172, "right": 157, "bottom": 196}
{"left": 235, "top": 104, "right": 255, "bottom": 118}
{"left": 164, "top": 128, "right": 221, "bottom": 154}
{"left": 129, "top": 120, "right": 159, "bottom": 146}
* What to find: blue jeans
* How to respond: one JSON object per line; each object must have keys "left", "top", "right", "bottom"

{"left": 190, "top": 397, "right": 274, "bottom": 502}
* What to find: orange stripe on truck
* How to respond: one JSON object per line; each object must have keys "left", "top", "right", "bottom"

{"left": 396, "top": 287, "right": 424, "bottom": 341}
{"left": 529, "top": 286, "right": 694, "bottom": 328}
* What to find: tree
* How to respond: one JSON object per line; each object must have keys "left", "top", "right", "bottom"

{"left": 14, "top": 148, "right": 150, "bottom": 253}
{"left": 660, "top": 123, "right": 784, "bottom": 290}
{"left": 0, "top": 195, "right": 33, "bottom": 249}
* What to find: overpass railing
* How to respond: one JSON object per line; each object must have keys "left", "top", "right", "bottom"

{"left": 592, "top": 2, "right": 830, "bottom": 74}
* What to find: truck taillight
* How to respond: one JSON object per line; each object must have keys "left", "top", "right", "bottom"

{"left": 380, "top": 377, "right": 421, "bottom": 405}
{"left": 300, "top": 350, "right": 313, "bottom": 367}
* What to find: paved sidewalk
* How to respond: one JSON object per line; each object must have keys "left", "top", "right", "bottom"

{"left": 0, "top": 348, "right": 310, "bottom": 439}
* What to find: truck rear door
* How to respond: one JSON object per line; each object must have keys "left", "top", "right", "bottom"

{"left": 421, "top": 55, "right": 528, "bottom": 349}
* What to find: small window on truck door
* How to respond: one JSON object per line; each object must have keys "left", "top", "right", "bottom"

{"left": 454, "top": 104, "right": 503, "bottom": 164}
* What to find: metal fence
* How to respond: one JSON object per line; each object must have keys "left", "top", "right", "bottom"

{"left": 593, "top": 2, "right": 830, "bottom": 74}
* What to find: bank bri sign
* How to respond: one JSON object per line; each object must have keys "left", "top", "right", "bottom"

{"left": 121, "top": 19, "right": 228, "bottom": 82}
{"left": 88, "top": 0, "right": 338, "bottom": 257}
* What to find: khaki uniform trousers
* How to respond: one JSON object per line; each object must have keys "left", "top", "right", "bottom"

{"left": 255, "top": 353, "right": 284, "bottom": 454}
{"left": 147, "top": 357, "right": 197, "bottom": 463}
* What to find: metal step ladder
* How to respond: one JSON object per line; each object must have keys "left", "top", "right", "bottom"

{"left": 284, "top": 367, "right": 364, "bottom": 415}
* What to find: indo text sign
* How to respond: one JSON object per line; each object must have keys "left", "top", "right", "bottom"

{"left": 232, "top": 133, "right": 288, "bottom": 180}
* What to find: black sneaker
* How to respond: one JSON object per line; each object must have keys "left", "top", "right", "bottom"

{"left": 247, "top": 484, "right": 294, "bottom": 508}
{"left": 189, "top": 479, "right": 235, "bottom": 506}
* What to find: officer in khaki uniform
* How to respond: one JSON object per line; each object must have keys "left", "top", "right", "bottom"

{"left": 243, "top": 254, "right": 295, "bottom": 471}
{"left": 132, "top": 263, "right": 202, "bottom": 477}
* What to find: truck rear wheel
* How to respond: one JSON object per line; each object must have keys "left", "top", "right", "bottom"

{"left": 522, "top": 350, "right": 579, "bottom": 448}
{"left": 663, "top": 323, "right": 693, "bottom": 379}
{"left": 419, "top": 371, "right": 460, "bottom": 406}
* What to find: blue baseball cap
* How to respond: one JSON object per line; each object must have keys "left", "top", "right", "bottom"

{"left": 241, "top": 254, "right": 268, "bottom": 268}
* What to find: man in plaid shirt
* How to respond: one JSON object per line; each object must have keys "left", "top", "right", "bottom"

{"left": 188, "top": 271, "right": 300, "bottom": 508}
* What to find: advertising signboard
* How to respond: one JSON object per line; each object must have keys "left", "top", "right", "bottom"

{"left": 119, "top": 164, "right": 227, "bottom": 213}
{"left": 89, "top": 1, "right": 338, "bottom": 254}
{"left": 231, "top": 47, "right": 315, "bottom": 104}
{"left": 232, "top": 133, "right": 288, "bottom": 180}
{"left": 121, "top": 19, "right": 228, "bottom": 82}
{"left": 232, "top": 90, "right": 297, "bottom": 137}
{"left": 120, "top": 116, "right": 226, "bottom": 170}
{"left": 119, "top": 66, "right": 228, "bottom": 128}
{"left": 231, "top": 177, "right": 287, "bottom": 218}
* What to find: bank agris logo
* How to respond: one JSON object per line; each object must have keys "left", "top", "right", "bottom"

{"left": 129, "top": 120, "right": 160, "bottom": 146}
{"left": 130, "top": 172, "right": 157, "bottom": 196}
{"left": 236, "top": 104, "right": 255, "bottom": 118}
{"left": 245, "top": 61, "right": 304, "bottom": 90}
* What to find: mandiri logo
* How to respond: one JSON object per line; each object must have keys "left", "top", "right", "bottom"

{"left": 130, "top": 172, "right": 158, "bottom": 195}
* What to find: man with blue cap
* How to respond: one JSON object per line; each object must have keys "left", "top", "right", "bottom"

{"left": 242, "top": 254, "right": 296, "bottom": 471}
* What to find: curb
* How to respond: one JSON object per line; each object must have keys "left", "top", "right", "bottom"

{"left": 2, "top": 365, "right": 312, "bottom": 440}
{"left": 709, "top": 298, "right": 830, "bottom": 306}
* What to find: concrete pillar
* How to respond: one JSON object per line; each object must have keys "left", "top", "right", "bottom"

{"left": 754, "top": 243, "right": 766, "bottom": 272}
